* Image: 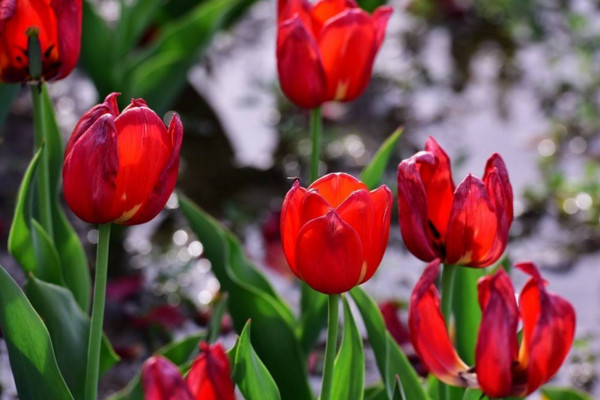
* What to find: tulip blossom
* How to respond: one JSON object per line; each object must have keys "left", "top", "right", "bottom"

{"left": 397, "top": 137, "right": 513, "bottom": 267}
{"left": 280, "top": 173, "right": 392, "bottom": 294}
{"left": 142, "top": 342, "right": 235, "bottom": 400}
{"left": 63, "top": 92, "right": 183, "bottom": 225}
{"left": 409, "top": 259, "right": 576, "bottom": 398}
{"left": 0, "top": 0, "right": 81, "bottom": 82}
{"left": 277, "top": 0, "right": 393, "bottom": 108}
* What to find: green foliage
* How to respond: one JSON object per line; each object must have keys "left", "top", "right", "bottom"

{"left": 0, "top": 84, "right": 18, "bottom": 129}
{"left": 541, "top": 387, "right": 594, "bottom": 400}
{"left": 361, "top": 128, "right": 403, "bottom": 190}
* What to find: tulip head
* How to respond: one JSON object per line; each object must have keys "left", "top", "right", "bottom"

{"left": 409, "top": 260, "right": 576, "bottom": 397}
{"left": 63, "top": 93, "right": 183, "bottom": 225}
{"left": 142, "top": 356, "right": 195, "bottom": 400}
{"left": 280, "top": 173, "right": 393, "bottom": 294}
{"left": 277, "top": 0, "right": 392, "bottom": 108}
{"left": 0, "top": 0, "right": 81, "bottom": 82}
{"left": 397, "top": 137, "right": 513, "bottom": 267}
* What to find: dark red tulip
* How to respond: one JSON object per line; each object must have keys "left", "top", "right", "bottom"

{"left": 280, "top": 173, "right": 393, "bottom": 294}
{"left": 409, "top": 259, "right": 576, "bottom": 398}
{"left": 277, "top": 0, "right": 392, "bottom": 108}
{"left": 63, "top": 92, "right": 183, "bottom": 225}
{"left": 397, "top": 137, "right": 513, "bottom": 267}
{"left": 0, "top": 0, "right": 81, "bottom": 82}
{"left": 142, "top": 356, "right": 194, "bottom": 400}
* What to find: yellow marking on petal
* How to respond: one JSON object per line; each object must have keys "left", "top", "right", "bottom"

{"left": 114, "top": 203, "right": 142, "bottom": 224}
{"left": 356, "top": 261, "right": 367, "bottom": 284}
{"left": 335, "top": 81, "right": 349, "bottom": 100}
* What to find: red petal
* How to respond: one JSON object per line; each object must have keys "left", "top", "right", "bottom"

{"left": 318, "top": 8, "right": 377, "bottom": 102}
{"left": 0, "top": 0, "right": 15, "bottom": 30}
{"left": 308, "top": 172, "right": 367, "bottom": 207}
{"left": 295, "top": 210, "right": 364, "bottom": 294}
{"left": 310, "top": 0, "right": 356, "bottom": 36}
{"left": 483, "top": 153, "right": 513, "bottom": 224}
{"left": 280, "top": 180, "right": 307, "bottom": 275}
{"left": 408, "top": 259, "right": 469, "bottom": 386}
{"left": 372, "top": 6, "right": 393, "bottom": 49}
{"left": 516, "top": 262, "right": 576, "bottom": 395}
{"left": 380, "top": 301, "right": 410, "bottom": 345}
{"left": 444, "top": 174, "right": 502, "bottom": 267}
{"left": 277, "top": 0, "right": 313, "bottom": 27}
{"left": 475, "top": 270, "right": 519, "bottom": 398}
{"left": 362, "top": 185, "right": 392, "bottom": 282}
{"left": 186, "top": 343, "right": 235, "bottom": 400}
{"left": 299, "top": 189, "right": 331, "bottom": 224}
{"left": 49, "top": 0, "right": 81, "bottom": 80}
{"left": 277, "top": 16, "right": 327, "bottom": 109}
{"left": 141, "top": 356, "right": 194, "bottom": 400}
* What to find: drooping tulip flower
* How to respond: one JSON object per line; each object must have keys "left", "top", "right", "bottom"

{"left": 409, "top": 259, "right": 576, "bottom": 398}
{"left": 0, "top": 0, "right": 81, "bottom": 82}
{"left": 142, "top": 343, "right": 235, "bottom": 400}
{"left": 63, "top": 92, "right": 183, "bottom": 225}
{"left": 280, "top": 173, "right": 393, "bottom": 294}
{"left": 277, "top": 0, "right": 393, "bottom": 108}
{"left": 397, "top": 137, "right": 513, "bottom": 267}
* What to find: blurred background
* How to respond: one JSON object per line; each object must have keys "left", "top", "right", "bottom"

{"left": 1, "top": 0, "right": 599, "bottom": 398}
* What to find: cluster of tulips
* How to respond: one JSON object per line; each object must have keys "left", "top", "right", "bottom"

{"left": 0, "top": 0, "right": 579, "bottom": 399}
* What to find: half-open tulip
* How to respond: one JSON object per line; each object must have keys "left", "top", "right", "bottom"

{"left": 0, "top": 0, "right": 81, "bottom": 82}
{"left": 277, "top": 0, "right": 392, "bottom": 108}
{"left": 280, "top": 173, "right": 392, "bottom": 294}
{"left": 397, "top": 137, "right": 513, "bottom": 267}
{"left": 409, "top": 259, "right": 576, "bottom": 398}
{"left": 63, "top": 92, "right": 183, "bottom": 225}
{"left": 142, "top": 343, "right": 235, "bottom": 400}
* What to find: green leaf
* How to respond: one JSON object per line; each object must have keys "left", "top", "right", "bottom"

{"left": 356, "top": 0, "right": 388, "bottom": 13}
{"left": 207, "top": 293, "right": 229, "bottom": 343}
{"left": 392, "top": 375, "right": 406, "bottom": 400}
{"left": 0, "top": 83, "right": 19, "bottom": 129}
{"left": 461, "top": 388, "right": 484, "bottom": 400}
{"left": 541, "top": 387, "right": 593, "bottom": 400}
{"left": 299, "top": 283, "right": 328, "bottom": 355}
{"left": 452, "top": 267, "right": 484, "bottom": 364}
{"left": 24, "top": 277, "right": 119, "bottom": 400}
{"left": 365, "top": 384, "right": 388, "bottom": 400}
{"left": 179, "top": 194, "right": 312, "bottom": 400}
{"left": 80, "top": 1, "right": 114, "bottom": 97}
{"left": 350, "top": 287, "right": 428, "bottom": 400}
{"left": 232, "top": 321, "right": 281, "bottom": 400}
{"left": 360, "top": 127, "right": 403, "bottom": 190}
{"left": 113, "top": 0, "right": 163, "bottom": 60}
{"left": 30, "top": 218, "right": 63, "bottom": 285}
{"left": 0, "top": 265, "right": 74, "bottom": 400}
{"left": 331, "top": 296, "right": 365, "bottom": 400}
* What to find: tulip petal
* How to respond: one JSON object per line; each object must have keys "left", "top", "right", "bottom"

{"left": 483, "top": 153, "right": 513, "bottom": 223}
{"left": 319, "top": 8, "right": 377, "bottom": 102}
{"left": 308, "top": 172, "right": 367, "bottom": 207}
{"left": 516, "top": 262, "right": 576, "bottom": 396}
{"left": 277, "top": 16, "right": 327, "bottom": 109}
{"left": 277, "top": 0, "right": 313, "bottom": 27}
{"left": 0, "top": 0, "right": 15, "bottom": 30}
{"left": 295, "top": 210, "right": 364, "bottom": 294}
{"left": 475, "top": 270, "right": 519, "bottom": 398}
{"left": 142, "top": 356, "right": 195, "bottom": 400}
{"left": 281, "top": 180, "right": 307, "bottom": 275}
{"left": 186, "top": 343, "right": 235, "bottom": 400}
{"left": 49, "top": 0, "right": 81, "bottom": 80}
{"left": 372, "top": 6, "right": 393, "bottom": 49}
{"left": 363, "top": 185, "right": 392, "bottom": 282}
{"left": 408, "top": 259, "right": 470, "bottom": 386}
{"left": 311, "top": 0, "right": 356, "bottom": 36}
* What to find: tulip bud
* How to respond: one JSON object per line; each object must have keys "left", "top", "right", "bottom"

{"left": 0, "top": 0, "right": 82, "bottom": 83}
{"left": 142, "top": 356, "right": 194, "bottom": 400}
{"left": 186, "top": 342, "right": 236, "bottom": 400}
{"left": 280, "top": 173, "right": 393, "bottom": 294}
{"left": 63, "top": 93, "right": 183, "bottom": 225}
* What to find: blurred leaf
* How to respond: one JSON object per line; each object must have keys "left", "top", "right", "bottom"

{"left": 392, "top": 375, "right": 405, "bottom": 400}
{"left": 541, "top": 387, "right": 593, "bottom": 400}
{"left": 80, "top": 0, "right": 114, "bottom": 97}
{"left": 0, "top": 265, "right": 74, "bottom": 400}
{"left": 356, "top": 0, "right": 389, "bottom": 13}
{"left": 361, "top": 127, "right": 403, "bottom": 190}
{"left": 350, "top": 287, "right": 428, "bottom": 400}
{"left": 24, "top": 277, "right": 119, "bottom": 400}
{"left": 299, "top": 283, "right": 328, "bottom": 355}
{"left": 461, "top": 388, "right": 484, "bottom": 400}
{"left": 179, "top": 194, "right": 312, "bottom": 400}
{"left": 365, "top": 384, "right": 388, "bottom": 400}
{"left": 0, "top": 83, "right": 19, "bottom": 129}
{"left": 232, "top": 321, "right": 281, "bottom": 400}
{"left": 331, "top": 296, "right": 364, "bottom": 400}
{"left": 114, "top": 0, "right": 163, "bottom": 60}
{"left": 207, "top": 293, "right": 229, "bottom": 343}
{"left": 452, "top": 266, "right": 484, "bottom": 364}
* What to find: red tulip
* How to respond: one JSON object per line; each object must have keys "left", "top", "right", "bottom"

{"left": 142, "top": 343, "right": 235, "bottom": 400}
{"left": 0, "top": 0, "right": 81, "bottom": 82}
{"left": 63, "top": 92, "right": 183, "bottom": 225}
{"left": 280, "top": 173, "right": 393, "bottom": 294}
{"left": 277, "top": 0, "right": 392, "bottom": 108}
{"left": 397, "top": 137, "right": 513, "bottom": 267}
{"left": 409, "top": 259, "right": 576, "bottom": 398}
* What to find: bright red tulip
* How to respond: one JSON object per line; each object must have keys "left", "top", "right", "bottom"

{"left": 0, "top": 0, "right": 81, "bottom": 82}
{"left": 397, "top": 137, "right": 513, "bottom": 267}
{"left": 280, "top": 173, "right": 393, "bottom": 294}
{"left": 142, "top": 356, "right": 195, "bottom": 400}
{"left": 63, "top": 93, "right": 183, "bottom": 225}
{"left": 409, "top": 259, "right": 576, "bottom": 398}
{"left": 277, "top": 0, "right": 392, "bottom": 108}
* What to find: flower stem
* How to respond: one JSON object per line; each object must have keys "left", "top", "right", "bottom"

{"left": 320, "top": 294, "right": 339, "bottom": 400}
{"left": 85, "top": 223, "right": 111, "bottom": 400}
{"left": 309, "top": 106, "right": 322, "bottom": 183}
{"left": 439, "top": 264, "right": 457, "bottom": 400}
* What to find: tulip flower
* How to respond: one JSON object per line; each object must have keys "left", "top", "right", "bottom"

{"left": 142, "top": 343, "right": 235, "bottom": 400}
{"left": 397, "top": 137, "right": 513, "bottom": 267}
{"left": 0, "top": 0, "right": 81, "bottom": 82}
{"left": 63, "top": 92, "right": 183, "bottom": 225}
{"left": 277, "top": 0, "right": 393, "bottom": 108}
{"left": 409, "top": 259, "right": 576, "bottom": 398}
{"left": 280, "top": 172, "right": 393, "bottom": 294}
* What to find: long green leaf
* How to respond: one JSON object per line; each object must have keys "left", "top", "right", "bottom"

{"left": 0, "top": 265, "right": 74, "bottom": 400}
{"left": 541, "top": 387, "right": 593, "bottom": 400}
{"left": 30, "top": 218, "right": 63, "bottom": 285}
{"left": 113, "top": 0, "right": 163, "bottom": 60}
{"left": 361, "top": 128, "right": 403, "bottom": 190}
{"left": 461, "top": 388, "right": 484, "bottom": 400}
{"left": 80, "top": 1, "right": 114, "bottom": 97}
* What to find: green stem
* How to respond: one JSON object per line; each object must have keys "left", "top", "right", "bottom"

{"left": 320, "top": 294, "right": 339, "bottom": 400}
{"left": 439, "top": 264, "right": 457, "bottom": 400}
{"left": 84, "top": 223, "right": 111, "bottom": 400}
{"left": 30, "top": 85, "right": 54, "bottom": 238}
{"left": 309, "top": 106, "right": 322, "bottom": 183}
